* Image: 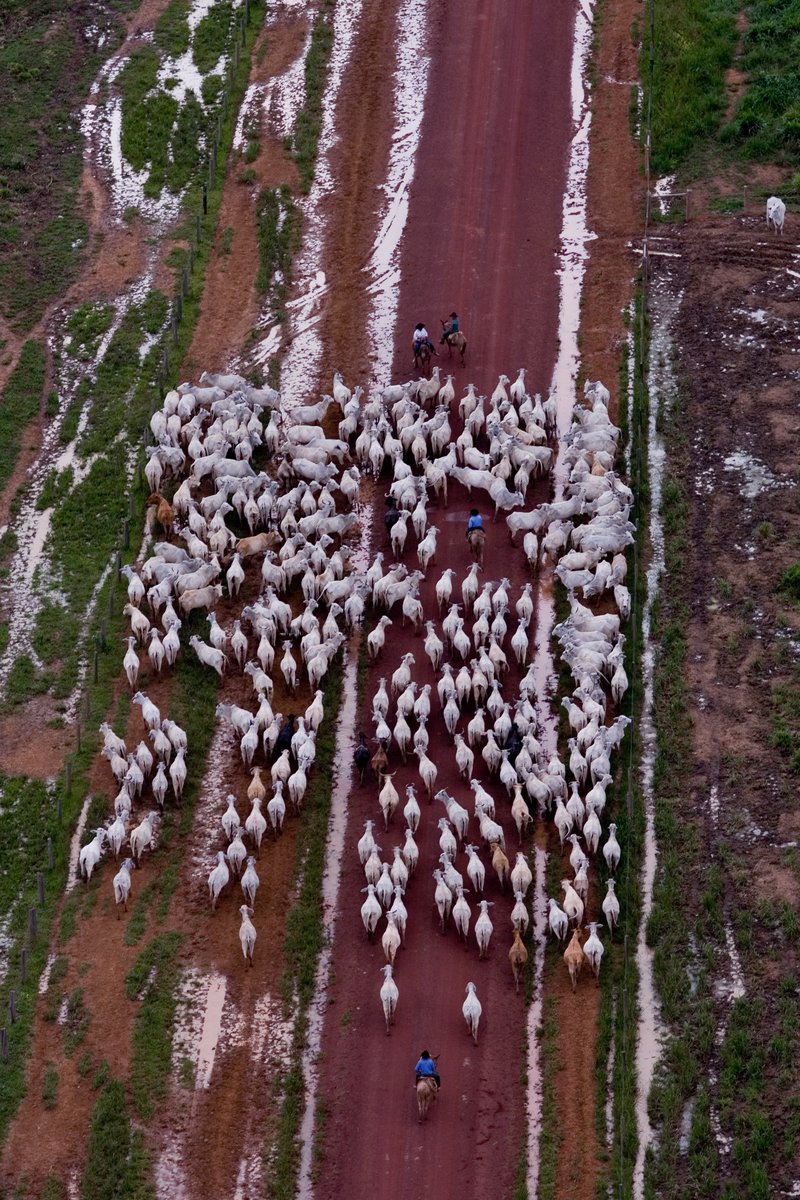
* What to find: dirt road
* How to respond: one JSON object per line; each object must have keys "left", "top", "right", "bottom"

{"left": 315, "top": 3, "right": 577, "bottom": 1197}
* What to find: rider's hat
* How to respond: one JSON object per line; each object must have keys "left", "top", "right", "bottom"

{"left": 420, "top": 1049, "right": 430, "bottom": 1058}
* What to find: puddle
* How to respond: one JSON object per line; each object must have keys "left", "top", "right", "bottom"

{"left": 723, "top": 449, "right": 786, "bottom": 500}
{"left": 65, "top": 795, "right": 93, "bottom": 893}
{"left": 194, "top": 972, "right": 227, "bottom": 1092}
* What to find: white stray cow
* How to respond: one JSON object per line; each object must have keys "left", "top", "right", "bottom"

{"left": 766, "top": 195, "right": 786, "bottom": 235}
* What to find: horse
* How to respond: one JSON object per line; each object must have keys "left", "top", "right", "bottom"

{"left": 414, "top": 340, "right": 433, "bottom": 375}
{"left": 467, "top": 527, "right": 485, "bottom": 567}
{"left": 416, "top": 1076, "right": 438, "bottom": 1122}
{"left": 441, "top": 321, "right": 467, "bottom": 364}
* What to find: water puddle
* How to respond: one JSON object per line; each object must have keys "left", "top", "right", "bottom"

{"left": 194, "top": 972, "right": 227, "bottom": 1093}
{"left": 65, "top": 795, "right": 93, "bottom": 893}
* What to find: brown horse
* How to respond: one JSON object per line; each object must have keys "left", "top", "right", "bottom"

{"left": 413, "top": 340, "right": 433, "bottom": 375}
{"left": 146, "top": 492, "right": 175, "bottom": 536}
{"left": 441, "top": 322, "right": 467, "bottom": 364}
{"left": 467, "top": 527, "right": 485, "bottom": 567}
{"left": 416, "top": 1076, "right": 438, "bottom": 1122}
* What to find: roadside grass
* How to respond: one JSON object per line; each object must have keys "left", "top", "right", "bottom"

{"left": 125, "top": 931, "right": 183, "bottom": 1120}
{"left": 41, "top": 1062, "right": 59, "bottom": 1110}
{"left": 0, "top": 0, "right": 265, "bottom": 1157}
{"left": 537, "top": 996, "right": 561, "bottom": 1200}
{"left": 292, "top": 4, "right": 336, "bottom": 194}
{"left": 0, "top": 4, "right": 136, "bottom": 332}
{"left": 0, "top": 340, "right": 47, "bottom": 493}
{"left": 154, "top": 0, "right": 191, "bottom": 57}
{"left": 81, "top": 1077, "right": 155, "bottom": 1200}
{"left": 723, "top": 0, "right": 800, "bottom": 164}
{"left": 643, "top": 0, "right": 738, "bottom": 173}
{"left": 256, "top": 187, "right": 302, "bottom": 322}
{"left": 64, "top": 303, "right": 115, "bottom": 363}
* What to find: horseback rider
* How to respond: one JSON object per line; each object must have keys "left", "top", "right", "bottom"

{"left": 440, "top": 311, "right": 460, "bottom": 344}
{"left": 466, "top": 508, "right": 484, "bottom": 539}
{"left": 384, "top": 494, "right": 401, "bottom": 537}
{"left": 414, "top": 1049, "right": 441, "bottom": 1089}
{"left": 353, "top": 731, "right": 371, "bottom": 782}
{"left": 413, "top": 323, "right": 437, "bottom": 360}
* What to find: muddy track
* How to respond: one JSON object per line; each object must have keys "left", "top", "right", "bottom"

{"left": 312, "top": 2, "right": 599, "bottom": 1198}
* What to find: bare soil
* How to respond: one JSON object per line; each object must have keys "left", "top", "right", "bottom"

{"left": 652, "top": 210, "right": 800, "bottom": 1191}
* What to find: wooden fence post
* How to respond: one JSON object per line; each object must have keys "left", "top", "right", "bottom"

{"left": 0, "top": 1028, "right": 8, "bottom": 1062}
{"left": 37, "top": 872, "right": 45, "bottom": 905}
{"left": 20, "top": 948, "right": 27, "bottom": 984}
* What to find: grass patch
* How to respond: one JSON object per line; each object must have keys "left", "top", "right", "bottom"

{"left": 643, "top": 0, "right": 738, "bottom": 172}
{"left": 62, "top": 987, "right": 90, "bottom": 1055}
{"left": 256, "top": 186, "right": 301, "bottom": 320}
{"left": 194, "top": 1, "right": 235, "bottom": 73}
{"left": 81, "top": 1078, "right": 155, "bottom": 1200}
{"left": 42, "top": 1062, "right": 59, "bottom": 1110}
{"left": 292, "top": 7, "right": 335, "bottom": 193}
{"left": 125, "top": 932, "right": 183, "bottom": 1119}
{"left": 65, "top": 303, "right": 115, "bottom": 362}
{"left": 154, "top": 0, "right": 191, "bottom": 56}
{"left": 0, "top": 340, "right": 46, "bottom": 493}
{"left": 0, "top": 5, "right": 134, "bottom": 331}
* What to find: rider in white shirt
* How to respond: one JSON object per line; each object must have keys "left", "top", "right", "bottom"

{"left": 413, "top": 323, "right": 436, "bottom": 359}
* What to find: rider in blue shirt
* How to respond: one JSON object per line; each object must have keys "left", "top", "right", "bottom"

{"left": 466, "top": 508, "right": 484, "bottom": 537}
{"left": 440, "top": 311, "right": 460, "bottom": 343}
{"left": 415, "top": 1050, "right": 440, "bottom": 1088}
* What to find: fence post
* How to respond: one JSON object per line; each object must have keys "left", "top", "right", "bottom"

{"left": 47, "top": 838, "right": 54, "bottom": 870}
{"left": 37, "top": 872, "right": 45, "bottom": 905}
{"left": 20, "top": 948, "right": 27, "bottom": 984}
{"left": 8, "top": 994, "right": 15, "bottom": 1025}
{"left": 0, "top": 1029, "right": 7, "bottom": 1062}
{"left": 182, "top": 267, "right": 189, "bottom": 297}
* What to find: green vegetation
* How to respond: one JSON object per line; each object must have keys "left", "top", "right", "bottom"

{"left": 645, "top": 0, "right": 738, "bottom": 172}
{"left": 0, "top": 4, "right": 136, "bottom": 331}
{"left": 125, "top": 932, "right": 183, "bottom": 1119}
{"left": 0, "top": 340, "right": 46, "bottom": 493}
{"left": 256, "top": 186, "right": 302, "bottom": 320}
{"left": 78, "top": 290, "right": 168, "bottom": 455}
{"left": 65, "top": 303, "right": 115, "bottom": 362}
{"left": 292, "top": 6, "right": 336, "bottom": 193}
{"left": 154, "top": 0, "right": 191, "bottom": 57}
{"left": 778, "top": 562, "right": 800, "bottom": 601}
{"left": 42, "top": 1062, "right": 59, "bottom": 1109}
{"left": 81, "top": 1078, "right": 156, "bottom": 1200}
{"left": 63, "top": 987, "right": 90, "bottom": 1054}
{"left": 537, "top": 1001, "right": 561, "bottom": 1200}
{"left": 118, "top": 0, "right": 241, "bottom": 199}
{"left": 194, "top": 1, "right": 235, "bottom": 73}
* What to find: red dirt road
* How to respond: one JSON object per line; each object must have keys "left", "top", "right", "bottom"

{"left": 316, "top": 3, "right": 576, "bottom": 1198}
